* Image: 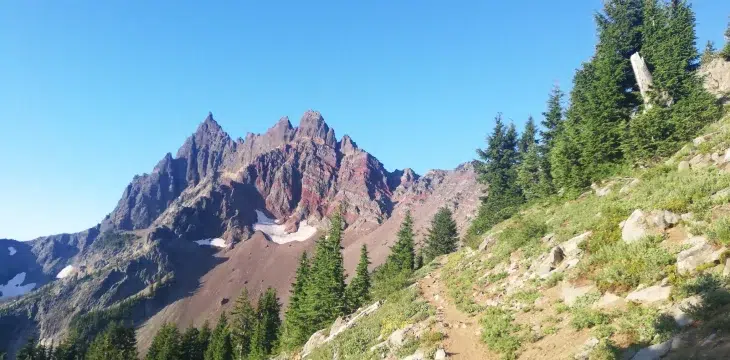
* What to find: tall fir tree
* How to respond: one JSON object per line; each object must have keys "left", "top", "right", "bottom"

{"left": 16, "top": 338, "right": 39, "bottom": 360}
{"left": 473, "top": 115, "right": 523, "bottom": 233}
{"left": 85, "top": 323, "right": 137, "bottom": 360}
{"left": 181, "top": 326, "right": 205, "bottom": 360}
{"left": 516, "top": 144, "right": 553, "bottom": 201}
{"left": 423, "top": 208, "right": 459, "bottom": 262}
{"left": 550, "top": 63, "right": 594, "bottom": 192}
{"left": 345, "top": 245, "right": 372, "bottom": 313}
{"left": 540, "top": 85, "right": 565, "bottom": 153}
{"left": 388, "top": 211, "right": 416, "bottom": 273}
{"left": 229, "top": 288, "right": 256, "bottom": 359}
{"left": 518, "top": 116, "right": 538, "bottom": 155}
{"left": 204, "top": 314, "right": 233, "bottom": 360}
{"left": 701, "top": 40, "right": 717, "bottom": 65}
{"left": 280, "top": 252, "right": 311, "bottom": 350}
{"left": 198, "top": 321, "right": 212, "bottom": 358}
{"left": 146, "top": 323, "right": 183, "bottom": 360}
{"left": 248, "top": 288, "right": 281, "bottom": 360}
{"left": 303, "top": 209, "right": 346, "bottom": 333}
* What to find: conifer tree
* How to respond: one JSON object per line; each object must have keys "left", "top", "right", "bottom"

{"left": 229, "top": 289, "right": 256, "bottom": 359}
{"left": 701, "top": 40, "right": 717, "bottom": 65}
{"left": 181, "top": 326, "right": 204, "bottom": 360}
{"left": 473, "top": 115, "right": 523, "bottom": 232}
{"left": 345, "top": 245, "right": 372, "bottom": 313}
{"left": 518, "top": 116, "right": 537, "bottom": 155}
{"left": 303, "top": 210, "right": 346, "bottom": 332}
{"left": 388, "top": 211, "right": 416, "bottom": 273}
{"left": 85, "top": 323, "right": 137, "bottom": 360}
{"left": 17, "top": 338, "right": 38, "bottom": 360}
{"left": 517, "top": 144, "right": 553, "bottom": 201}
{"left": 423, "top": 208, "right": 458, "bottom": 262}
{"left": 146, "top": 323, "right": 182, "bottom": 360}
{"left": 540, "top": 85, "right": 565, "bottom": 153}
{"left": 248, "top": 288, "right": 281, "bottom": 360}
{"left": 198, "top": 321, "right": 212, "bottom": 357}
{"left": 280, "top": 252, "right": 311, "bottom": 350}
{"left": 204, "top": 314, "right": 232, "bottom": 360}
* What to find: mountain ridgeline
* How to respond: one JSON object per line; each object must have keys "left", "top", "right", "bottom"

{"left": 0, "top": 110, "right": 480, "bottom": 358}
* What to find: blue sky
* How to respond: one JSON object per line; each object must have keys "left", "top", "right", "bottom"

{"left": 1, "top": 1, "right": 728, "bottom": 240}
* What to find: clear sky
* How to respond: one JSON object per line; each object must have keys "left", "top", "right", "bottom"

{"left": 1, "top": 1, "right": 728, "bottom": 240}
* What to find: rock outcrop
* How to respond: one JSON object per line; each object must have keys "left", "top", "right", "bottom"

{"left": 699, "top": 57, "right": 730, "bottom": 102}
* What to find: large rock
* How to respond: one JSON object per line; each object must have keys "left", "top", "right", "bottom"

{"left": 536, "top": 246, "right": 565, "bottom": 278}
{"left": 676, "top": 236, "right": 724, "bottom": 274}
{"left": 301, "top": 300, "right": 382, "bottom": 357}
{"left": 562, "top": 232, "right": 592, "bottom": 258}
{"left": 621, "top": 209, "right": 675, "bottom": 243}
{"left": 301, "top": 329, "right": 328, "bottom": 358}
{"left": 574, "top": 337, "right": 599, "bottom": 360}
{"left": 699, "top": 57, "right": 730, "bottom": 100}
{"left": 626, "top": 285, "right": 672, "bottom": 304}
{"left": 562, "top": 283, "right": 597, "bottom": 306}
{"left": 630, "top": 339, "right": 671, "bottom": 360}
{"left": 593, "top": 292, "right": 626, "bottom": 310}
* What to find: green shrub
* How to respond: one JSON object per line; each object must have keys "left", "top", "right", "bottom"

{"left": 308, "top": 288, "right": 431, "bottom": 360}
{"left": 487, "top": 216, "right": 547, "bottom": 267}
{"left": 480, "top": 307, "right": 523, "bottom": 360}
{"left": 581, "top": 236, "right": 674, "bottom": 292}
{"left": 706, "top": 217, "right": 730, "bottom": 246}
{"left": 613, "top": 304, "right": 676, "bottom": 344}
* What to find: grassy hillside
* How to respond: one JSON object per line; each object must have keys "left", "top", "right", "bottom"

{"left": 300, "top": 111, "right": 730, "bottom": 360}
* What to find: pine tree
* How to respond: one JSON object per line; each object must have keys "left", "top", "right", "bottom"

{"left": 472, "top": 115, "right": 523, "bottom": 233}
{"left": 701, "top": 40, "right": 717, "bottom": 65}
{"left": 280, "top": 252, "right": 311, "bottom": 350}
{"left": 229, "top": 289, "right": 256, "bottom": 359}
{"left": 17, "top": 338, "right": 38, "bottom": 360}
{"left": 53, "top": 330, "right": 85, "bottom": 360}
{"left": 550, "top": 64, "right": 592, "bottom": 192}
{"left": 345, "top": 245, "right": 372, "bottom": 313}
{"left": 198, "top": 321, "right": 212, "bottom": 357}
{"left": 181, "top": 326, "right": 204, "bottom": 360}
{"left": 85, "top": 323, "right": 137, "bottom": 360}
{"left": 146, "top": 323, "right": 182, "bottom": 360}
{"left": 517, "top": 144, "right": 553, "bottom": 201}
{"left": 249, "top": 288, "right": 281, "bottom": 360}
{"left": 518, "top": 116, "right": 537, "bottom": 155}
{"left": 303, "top": 210, "right": 346, "bottom": 332}
{"left": 423, "top": 208, "right": 459, "bottom": 262}
{"left": 388, "top": 211, "right": 416, "bottom": 273}
{"left": 204, "top": 314, "right": 232, "bottom": 360}
{"left": 540, "top": 85, "right": 565, "bottom": 153}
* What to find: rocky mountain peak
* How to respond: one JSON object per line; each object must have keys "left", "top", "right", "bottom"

{"left": 296, "top": 110, "right": 336, "bottom": 147}
{"left": 339, "top": 134, "right": 359, "bottom": 155}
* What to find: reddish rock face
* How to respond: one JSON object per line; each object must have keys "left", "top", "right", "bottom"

{"left": 101, "top": 110, "right": 479, "bottom": 244}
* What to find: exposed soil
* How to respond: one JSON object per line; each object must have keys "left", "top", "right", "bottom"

{"left": 419, "top": 266, "right": 496, "bottom": 360}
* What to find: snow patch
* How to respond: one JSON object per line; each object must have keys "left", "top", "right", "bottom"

{"left": 0, "top": 272, "right": 36, "bottom": 300}
{"left": 253, "top": 210, "right": 318, "bottom": 244}
{"left": 8, "top": 247, "right": 16, "bottom": 256}
{"left": 195, "top": 238, "right": 228, "bottom": 248}
{"left": 56, "top": 265, "right": 75, "bottom": 279}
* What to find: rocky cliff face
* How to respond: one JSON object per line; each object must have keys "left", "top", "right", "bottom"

{"left": 0, "top": 110, "right": 481, "bottom": 357}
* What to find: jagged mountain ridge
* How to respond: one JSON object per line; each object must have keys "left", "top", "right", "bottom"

{"left": 100, "top": 110, "right": 422, "bottom": 242}
{"left": 0, "top": 110, "right": 481, "bottom": 358}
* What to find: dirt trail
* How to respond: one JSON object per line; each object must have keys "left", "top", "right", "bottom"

{"left": 419, "top": 268, "right": 496, "bottom": 360}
